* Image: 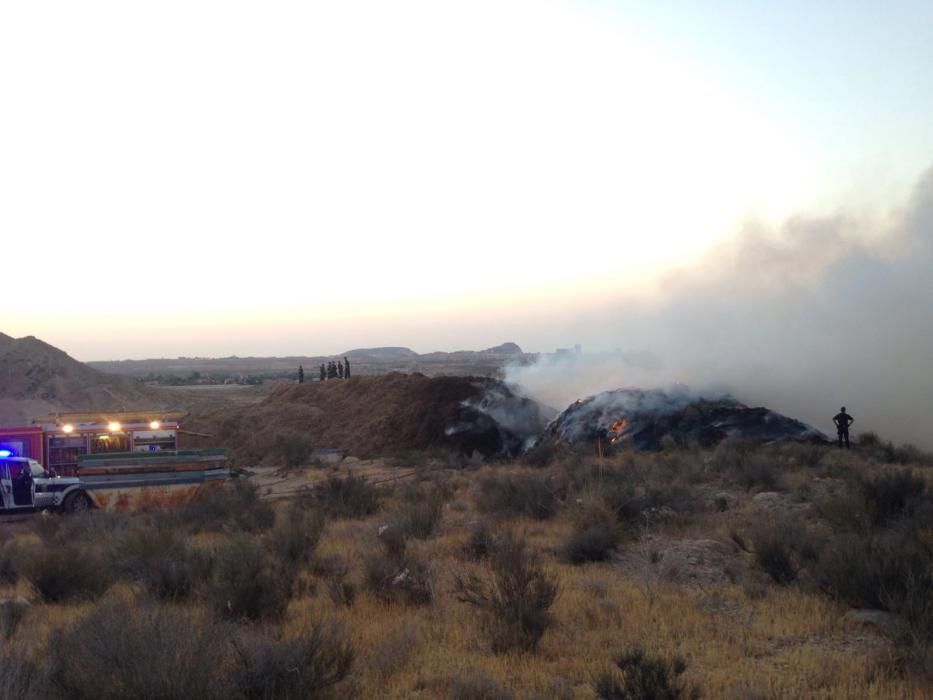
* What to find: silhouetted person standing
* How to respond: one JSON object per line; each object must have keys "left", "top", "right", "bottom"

{"left": 320, "top": 364, "right": 325, "bottom": 382}
{"left": 833, "top": 407, "right": 854, "bottom": 448}
{"left": 344, "top": 357, "right": 350, "bottom": 379}
{"left": 298, "top": 365, "right": 304, "bottom": 384}
{"left": 338, "top": 362, "right": 344, "bottom": 379}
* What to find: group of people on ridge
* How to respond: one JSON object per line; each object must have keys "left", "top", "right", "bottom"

{"left": 296, "top": 358, "right": 351, "bottom": 384}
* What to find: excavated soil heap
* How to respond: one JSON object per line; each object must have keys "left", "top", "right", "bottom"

{"left": 187, "top": 373, "right": 549, "bottom": 464}
{"left": 544, "top": 388, "right": 825, "bottom": 450}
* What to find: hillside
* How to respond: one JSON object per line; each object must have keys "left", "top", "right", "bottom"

{"left": 0, "top": 335, "right": 167, "bottom": 425}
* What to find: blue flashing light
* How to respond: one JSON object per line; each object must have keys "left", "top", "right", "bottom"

{"left": 0, "top": 449, "right": 12, "bottom": 458}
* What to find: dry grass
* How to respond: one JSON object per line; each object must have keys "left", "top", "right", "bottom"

{"left": 0, "top": 444, "right": 931, "bottom": 698}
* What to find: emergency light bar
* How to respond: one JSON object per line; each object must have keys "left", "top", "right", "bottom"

{"left": 0, "top": 450, "right": 12, "bottom": 458}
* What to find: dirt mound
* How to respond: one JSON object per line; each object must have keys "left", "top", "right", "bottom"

{"left": 544, "top": 388, "right": 825, "bottom": 450}
{"left": 0, "top": 335, "right": 165, "bottom": 424}
{"left": 187, "top": 373, "right": 550, "bottom": 465}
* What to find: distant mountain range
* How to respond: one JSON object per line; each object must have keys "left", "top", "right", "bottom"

{"left": 87, "top": 343, "right": 534, "bottom": 380}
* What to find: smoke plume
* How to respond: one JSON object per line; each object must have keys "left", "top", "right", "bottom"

{"left": 507, "top": 165, "right": 933, "bottom": 448}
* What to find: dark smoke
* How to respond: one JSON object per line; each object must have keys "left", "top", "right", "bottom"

{"left": 508, "top": 165, "right": 933, "bottom": 448}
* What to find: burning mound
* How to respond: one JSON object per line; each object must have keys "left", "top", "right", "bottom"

{"left": 189, "top": 373, "right": 550, "bottom": 464}
{"left": 544, "top": 388, "right": 825, "bottom": 450}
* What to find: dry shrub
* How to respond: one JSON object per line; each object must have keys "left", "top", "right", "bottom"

{"left": 860, "top": 469, "right": 926, "bottom": 527}
{"left": 181, "top": 480, "right": 275, "bottom": 533}
{"left": 230, "top": 621, "right": 353, "bottom": 700}
{"left": 0, "top": 538, "right": 25, "bottom": 584}
{"left": 49, "top": 598, "right": 228, "bottom": 700}
{"left": 562, "top": 527, "right": 618, "bottom": 565}
{"left": 815, "top": 532, "right": 930, "bottom": 612}
{"left": 454, "top": 533, "right": 559, "bottom": 653}
{"left": 448, "top": 670, "right": 513, "bottom": 700}
{"left": 0, "top": 599, "right": 29, "bottom": 640}
{"left": 209, "top": 535, "right": 292, "bottom": 621}
{"left": 743, "top": 519, "right": 816, "bottom": 586}
{"left": 463, "top": 521, "right": 497, "bottom": 560}
{"left": 475, "top": 472, "right": 561, "bottom": 520}
{"left": 364, "top": 551, "right": 434, "bottom": 606}
{"left": 271, "top": 502, "right": 325, "bottom": 570}
{"left": 593, "top": 645, "right": 701, "bottom": 700}
{"left": 562, "top": 494, "right": 621, "bottom": 564}
{"left": 523, "top": 440, "right": 558, "bottom": 468}
{"left": 275, "top": 431, "right": 314, "bottom": 468}
{"left": 391, "top": 487, "right": 445, "bottom": 539}
{"left": 22, "top": 541, "right": 113, "bottom": 603}
{"left": 369, "top": 620, "right": 420, "bottom": 679}
{"left": 312, "top": 554, "right": 356, "bottom": 607}
{"left": 0, "top": 643, "right": 46, "bottom": 700}
{"left": 113, "top": 522, "right": 211, "bottom": 600}
{"left": 313, "top": 474, "right": 381, "bottom": 518}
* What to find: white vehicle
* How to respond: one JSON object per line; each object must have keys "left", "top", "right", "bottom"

{"left": 0, "top": 455, "right": 93, "bottom": 513}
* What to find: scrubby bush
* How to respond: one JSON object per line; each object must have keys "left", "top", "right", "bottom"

{"left": 860, "top": 469, "right": 926, "bottom": 527}
{"left": 454, "top": 533, "right": 559, "bottom": 653}
{"left": 271, "top": 502, "right": 325, "bottom": 570}
{"left": 22, "top": 541, "right": 113, "bottom": 602}
{"left": 523, "top": 440, "right": 557, "bottom": 468}
{"left": 463, "top": 521, "right": 497, "bottom": 560}
{"left": 391, "top": 489, "right": 444, "bottom": 540}
{"left": 448, "top": 670, "right": 514, "bottom": 700}
{"left": 181, "top": 480, "right": 276, "bottom": 533}
{"left": 49, "top": 598, "right": 229, "bottom": 700}
{"left": 275, "top": 432, "right": 314, "bottom": 468}
{"left": 364, "top": 551, "right": 434, "bottom": 606}
{"left": 815, "top": 532, "right": 931, "bottom": 612}
{"left": 562, "top": 527, "right": 618, "bottom": 565}
{"left": 475, "top": 472, "right": 561, "bottom": 520}
{"left": 114, "top": 522, "right": 211, "bottom": 600}
{"left": 230, "top": 621, "right": 353, "bottom": 700}
{"left": 562, "top": 495, "right": 621, "bottom": 564}
{"left": 209, "top": 535, "right": 292, "bottom": 621}
{"left": 859, "top": 432, "right": 933, "bottom": 466}
{"left": 0, "top": 643, "right": 46, "bottom": 700}
{"left": 0, "top": 598, "right": 29, "bottom": 640}
{"left": 0, "top": 538, "right": 23, "bottom": 584}
{"left": 593, "top": 645, "right": 700, "bottom": 700}
{"left": 745, "top": 519, "right": 816, "bottom": 586}
{"left": 313, "top": 474, "right": 381, "bottom": 518}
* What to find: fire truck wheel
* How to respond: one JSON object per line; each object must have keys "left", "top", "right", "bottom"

{"left": 63, "top": 491, "right": 92, "bottom": 513}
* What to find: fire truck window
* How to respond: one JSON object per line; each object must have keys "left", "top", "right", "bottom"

{"left": 91, "top": 433, "right": 130, "bottom": 453}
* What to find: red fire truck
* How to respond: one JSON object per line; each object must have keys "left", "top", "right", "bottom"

{"left": 0, "top": 410, "right": 186, "bottom": 476}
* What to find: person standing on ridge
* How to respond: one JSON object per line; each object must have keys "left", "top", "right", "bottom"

{"left": 344, "top": 357, "right": 350, "bottom": 379}
{"left": 833, "top": 407, "right": 854, "bottom": 448}
{"left": 338, "top": 362, "right": 344, "bottom": 379}
{"left": 298, "top": 365, "right": 304, "bottom": 384}
{"left": 319, "top": 364, "right": 325, "bottom": 382}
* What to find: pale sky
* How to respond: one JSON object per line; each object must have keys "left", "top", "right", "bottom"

{"left": 2, "top": 0, "right": 932, "bottom": 360}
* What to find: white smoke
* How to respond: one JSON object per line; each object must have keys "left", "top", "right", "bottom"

{"left": 507, "top": 165, "right": 933, "bottom": 448}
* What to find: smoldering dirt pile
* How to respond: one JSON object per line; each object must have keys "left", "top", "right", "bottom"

{"left": 189, "top": 373, "right": 551, "bottom": 465}
{"left": 543, "top": 388, "right": 825, "bottom": 451}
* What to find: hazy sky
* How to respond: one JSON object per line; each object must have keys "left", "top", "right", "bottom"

{"left": 2, "top": 1, "right": 932, "bottom": 360}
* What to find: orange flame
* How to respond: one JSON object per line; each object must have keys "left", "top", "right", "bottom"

{"left": 608, "top": 418, "right": 629, "bottom": 443}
